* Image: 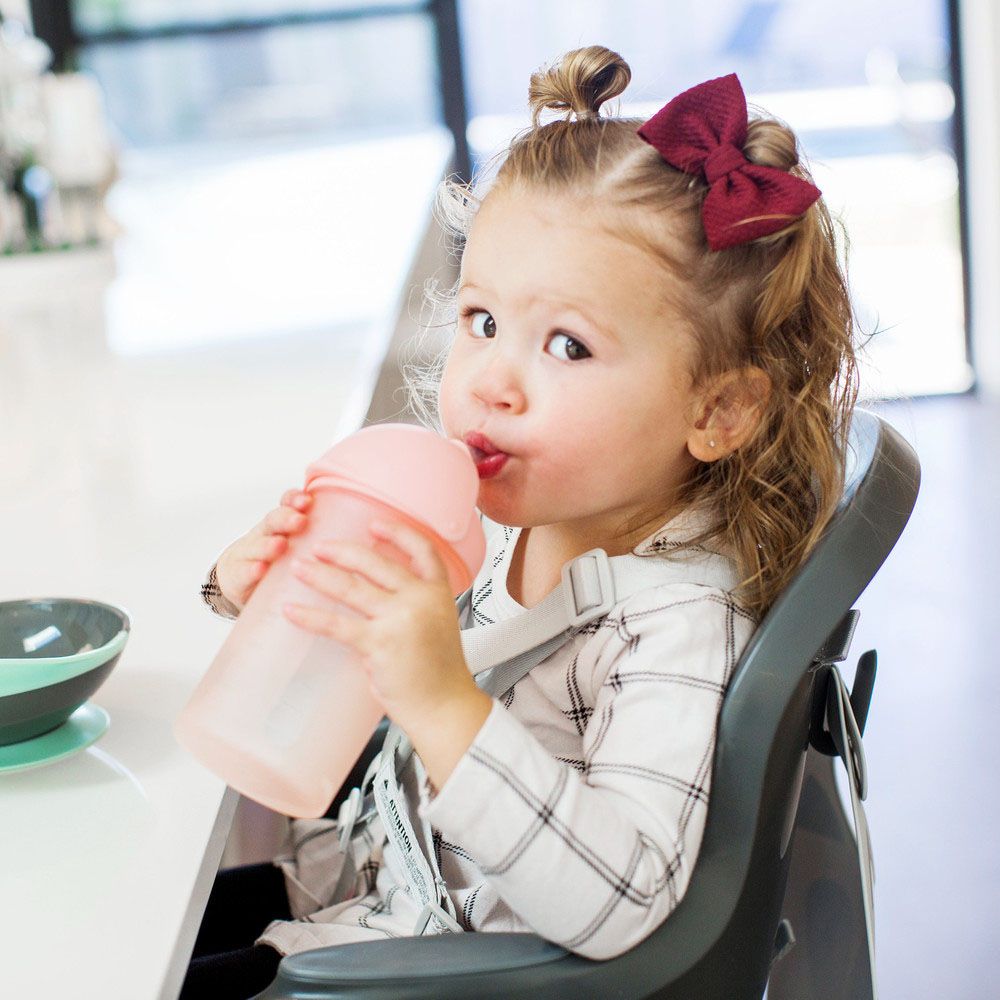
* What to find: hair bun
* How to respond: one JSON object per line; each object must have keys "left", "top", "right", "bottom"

{"left": 744, "top": 115, "right": 802, "bottom": 174}
{"left": 528, "top": 45, "right": 631, "bottom": 126}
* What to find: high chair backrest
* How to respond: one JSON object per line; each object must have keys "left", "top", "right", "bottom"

{"left": 257, "top": 407, "right": 920, "bottom": 1000}
{"left": 613, "top": 406, "right": 919, "bottom": 998}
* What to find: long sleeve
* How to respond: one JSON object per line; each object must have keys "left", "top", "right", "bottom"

{"left": 200, "top": 562, "right": 242, "bottom": 620}
{"left": 418, "top": 583, "right": 756, "bottom": 960}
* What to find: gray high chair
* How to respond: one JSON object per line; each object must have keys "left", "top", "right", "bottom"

{"left": 254, "top": 407, "right": 920, "bottom": 1000}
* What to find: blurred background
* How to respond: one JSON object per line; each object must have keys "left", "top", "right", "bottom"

{"left": 0, "top": 0, "right": 973, "bottom": 395}
{"left": 0, "top": 3, "right": 996, "bottom": 999}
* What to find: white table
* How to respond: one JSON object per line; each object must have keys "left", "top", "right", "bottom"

{"left": 0, "top": 128, "right": 453, "bottom": 999}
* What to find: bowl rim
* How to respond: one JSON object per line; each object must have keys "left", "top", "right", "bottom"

{"left": 0, "top": 598, "right": 131, "bottom": 698}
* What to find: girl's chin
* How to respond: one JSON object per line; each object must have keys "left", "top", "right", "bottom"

{"left": 475, "top": 489, "right": 523, "bottom": 525}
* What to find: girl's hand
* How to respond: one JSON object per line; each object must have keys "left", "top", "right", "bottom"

{"left": 215, "top": 489, "right": 313, "bottom": 612}
{"left": 284, "top": 519, "right": 492, "bottom": 782}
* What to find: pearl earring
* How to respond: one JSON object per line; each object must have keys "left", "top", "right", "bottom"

{"left": 709, "top": 439, "right": 716, "bottom": 448}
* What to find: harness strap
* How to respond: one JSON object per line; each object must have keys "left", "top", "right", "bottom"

{"left": 462, "top": 547, "right": 735, "bottom": 690}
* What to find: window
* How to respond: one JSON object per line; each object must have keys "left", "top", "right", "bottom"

{"left": 70, "top": 1, "right": 439, "bottom": 147}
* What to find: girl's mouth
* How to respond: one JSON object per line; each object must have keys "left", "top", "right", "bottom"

{"left": 465, "top": 432, "right": 510, "bottom": 479}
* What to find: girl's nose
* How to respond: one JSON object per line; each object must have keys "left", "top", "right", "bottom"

{"left": 471, "top": 354, "right": 526, "bottom": 413}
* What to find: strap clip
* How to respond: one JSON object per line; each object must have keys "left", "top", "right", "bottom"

{"left": 413, "top": 899, "right": 464, "bottom": 935}
{"left": 561, "top": 548, "right": 616, "bottom": 628}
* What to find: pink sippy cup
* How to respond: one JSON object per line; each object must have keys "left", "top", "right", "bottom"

{"left": 174, "top": 423, "right": 485, "bottom": 818}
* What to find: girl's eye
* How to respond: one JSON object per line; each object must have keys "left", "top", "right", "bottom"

{"left": 468, "top": 310, "right": 496, "bottom": 338}
{"left": 464, "top": 310, "right": 590, "bottom": 361}
{"left": 547, "top": 332, "right": 591, "bottom": 362}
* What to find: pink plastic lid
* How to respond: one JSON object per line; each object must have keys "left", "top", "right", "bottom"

{"left": 304, "top": 423, "right": 485, "bottom": 591}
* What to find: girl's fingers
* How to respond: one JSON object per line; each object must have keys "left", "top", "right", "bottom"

{"left": 311, "top": 538, "right": 413, "bottom": 592}
{"left": 244, "top": 533, "right": 288, "bottom": 561}
{"left": 291, "top": 557, "right": 387, "bottom": 617}
{"left": 368, "top": 520, "right": 447, "bottom": 583}
{"left": 262, "top": 506, "right": 307, "bottom": 535}
{"left": 280, "top": 489, "right": 313, "bottom": 512}
{"left": 284, "top": 602, "right": 366, "bottom": 649}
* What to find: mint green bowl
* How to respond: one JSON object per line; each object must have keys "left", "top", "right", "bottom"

{"left": 0, "top": 598, "right": 130, "bottom": 746}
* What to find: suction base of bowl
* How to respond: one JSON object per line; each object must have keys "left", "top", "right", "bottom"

{"left": 0, "top": 703, "right": 110, "bottom": 774}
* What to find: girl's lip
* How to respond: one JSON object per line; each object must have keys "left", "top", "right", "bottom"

{"left": 475, "top": 453, "right": 508, "bottom": 479}
{"left": 463, "top": 432, "right": 510, "bottom": 479}
{"left": 464, "top": 431, "right": 508, "bottom": 461}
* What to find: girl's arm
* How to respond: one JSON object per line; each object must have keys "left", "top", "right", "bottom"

{"left": 418, "top": 583, "right": 757, "bottom": 960}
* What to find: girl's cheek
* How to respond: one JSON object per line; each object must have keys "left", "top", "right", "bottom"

{"left": 437, "top": 362, "right": 463, "bottom": 433}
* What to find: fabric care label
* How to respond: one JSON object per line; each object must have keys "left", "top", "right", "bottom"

{"left": 372, "top": 741, "right": 437, "bottom": 910}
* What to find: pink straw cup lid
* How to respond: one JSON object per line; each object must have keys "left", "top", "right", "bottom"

{"left": 304, "top": 423, "right": 485, "bottom": 595}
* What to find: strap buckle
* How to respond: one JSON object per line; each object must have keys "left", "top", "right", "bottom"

{"left": 561, "top": 548, "right": 616, "bottom": 628}
{"left": 413, "top": 899, "right": 464, "bottom": 935}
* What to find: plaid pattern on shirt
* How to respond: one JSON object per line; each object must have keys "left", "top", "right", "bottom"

{"left": 200, "top": 562, "right": 241, "bottom": 620}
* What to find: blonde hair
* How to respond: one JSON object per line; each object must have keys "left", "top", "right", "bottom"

{"left": 404, "top": 45, "right": 860, "bottom": 620}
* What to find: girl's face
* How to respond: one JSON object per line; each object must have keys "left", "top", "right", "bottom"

{"left": 439, "top": 187, "right": 704, "bottom": 547}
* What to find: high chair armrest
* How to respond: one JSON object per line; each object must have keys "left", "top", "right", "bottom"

{"left": 256, "top": 932, "right": 584, "bottom": 999}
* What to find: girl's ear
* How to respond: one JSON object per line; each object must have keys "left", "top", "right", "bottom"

{"left": 687, "top": 366, "right": 771, "bottom": 462}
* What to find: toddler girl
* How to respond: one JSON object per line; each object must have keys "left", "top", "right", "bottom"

{"left": 185, "top": 44, "right": 859, "bottom": 999}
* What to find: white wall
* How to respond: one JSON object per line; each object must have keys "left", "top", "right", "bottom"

{"left": 958, "top": 0, "right": 1000, "bottom": 396}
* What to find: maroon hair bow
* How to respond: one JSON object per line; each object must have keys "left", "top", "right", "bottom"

{"left": 637, "top": 73, "right": 821, "bottom": 251}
